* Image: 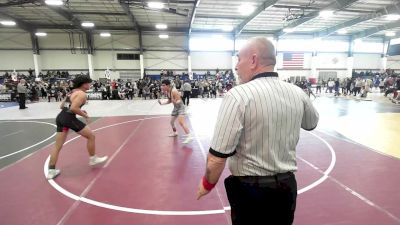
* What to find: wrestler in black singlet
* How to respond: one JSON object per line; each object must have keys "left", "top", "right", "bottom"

{"left": 55, "top": 90, "right": 86, "bottom": 132}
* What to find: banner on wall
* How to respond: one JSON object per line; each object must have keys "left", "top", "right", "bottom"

{"left": 283, "top": 53, "right": 304, "bottom": 69}
{"left": 11, "top": 69, "right": 17, "bottom": 81}
{"left": 105, "top": 68, "right": 111, "bottom": 79}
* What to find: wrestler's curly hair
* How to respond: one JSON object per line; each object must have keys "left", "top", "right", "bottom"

{"left": 161, "top": 79, "right": 171, "bottom": 86}
{"left": 72, "top": 75, "right": 92, "bottom": 89}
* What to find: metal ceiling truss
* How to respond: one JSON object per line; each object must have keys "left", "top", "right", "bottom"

{"left": 119, "top": 0, "right": 140, "bottom": 31}
{"left": 41, "top": 0, "right": 95, "bottom": 54}
{"left": 275, "top": 0, "right": 359, "bottom": 36}
{"left": 70, "top": 11, "right": 127, "bottom": 16}
{"left": 0, "top": 9, "right": 41, "bottom": 54}
{"left": 316, "top": 1, "right": 400, "bottom": 38}
{"left": 120, "top": 0, "right": 189, "bottom": 17}
{"left": 352, "top": 20, "right": 400, "bottom": 39}
{"left": 234, "top": 0, "right": 279, "bottom": 36}
{"left": 0, "top": 0, "right": 40, "bottom": 7}
{"left": 188, "top": 0, "right": 199, "bottom": 34}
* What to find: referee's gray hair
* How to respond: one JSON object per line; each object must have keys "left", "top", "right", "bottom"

{"left": 248, "top": 37, "right": 276, "bottom": 66}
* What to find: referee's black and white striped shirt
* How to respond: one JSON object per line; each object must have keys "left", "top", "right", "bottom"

{"left": 210, "top": 72, "right": 319, "bottom": 176}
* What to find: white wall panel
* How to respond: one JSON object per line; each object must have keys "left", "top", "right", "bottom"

{"left": 143, "top": 35, "right": 187, "bottom": 51}
{"left": 0, "top": 50, "right": 34, "bottom": 70}
{"left": 353, "top": 53, "right": 381, "bottom": 69}
{"left": 0, "top": 32, "right": 31, "bottom": 49}
{"left": 40, "top": 51, "right": 88, "bottom": 70}
{"left": 386, "top": 55, "right": 400, "bottom": 69}
{"left": 191, "top": 51, "right": 231, "bottom": 70}
{"left": 94, "top": 34, "right": 139, "bottom": 49}
{"left": 39, "top": 33, "right": 84, "bottom": 49}
{"left": 316, "top": 53, "right": 347, "bottom": 69}
{"left": 144, "top": 51, "right": 187, "bottom": 70}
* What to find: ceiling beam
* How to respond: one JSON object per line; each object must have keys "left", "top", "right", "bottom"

{"left": 120, "top": 0, "right": 196, "bottom": 4}
{"left": 234, "top": 0, "right": 279, "bottom": 36}
{"left": 119, "top": 1, "right": 140, "bottom": 31}
{"left": 30, "top": 24, "right": 135, "bottom": 31}
{"left": 195, "top": 14, "right": 246, "bottom": 20}
{"left": 272, "top": 4, "right": 374, "bottom": 14}
{"left": 316, "top": 1, "right": 400, "bottom": 38}
{"left": 40, "top": 0, "right": 83, "bottom": 30}
{"left": 70, "top": 11, "right": 127, "bottom": 16}
{"left": 188, "top": 0, "right": 200, "bottom": 34}
{"left": 121, "top": 1, "right": 189, "bottom": 17}
{"left": 0, "top": 0, "right": 37, "bottom": 7}
{"left": 275, "top": 0, "right": 359, "bottom": 36}
{"left": 352, "top": 20, "right": 400, "bottom": 40}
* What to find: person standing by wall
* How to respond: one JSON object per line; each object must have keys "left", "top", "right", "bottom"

{"left": 17, "top": 79, "right": 28, "bottom": 109}
{"left": 182, "top": 80, "right": 192, "bottom": 106}
{"left": 196, "top": 37, "right": 319, "bottom": 225}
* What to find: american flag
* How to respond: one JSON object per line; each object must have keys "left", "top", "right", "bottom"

{"left": 283, "top": 53, "right": 304, "bottom": 69}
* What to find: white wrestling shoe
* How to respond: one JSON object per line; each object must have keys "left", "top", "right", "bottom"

{"left": 168, "top": 132, "right": 178, "bottom": 137}
{"left": 182, "top": 134, "right": 193, "bottom": 144}
{"left": 47, "top": 169, "right": 61, "bottom": 180}
{"left": 89, "top": 155, "right": 108, "bottom": 166}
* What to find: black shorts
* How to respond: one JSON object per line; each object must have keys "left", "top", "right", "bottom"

{"left": 56, "top": 110, "right": 86, "bottom": 133}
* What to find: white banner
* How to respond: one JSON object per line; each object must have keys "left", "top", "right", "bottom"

{"left": 11, "top": 71, "right": 17, "bottom": 81}
{"left": 105, "top": 69, "right": 111, "bottom": 80}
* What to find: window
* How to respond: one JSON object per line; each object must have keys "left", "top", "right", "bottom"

{"left": 117, "top": 53, "right": 140, "bottom": 60}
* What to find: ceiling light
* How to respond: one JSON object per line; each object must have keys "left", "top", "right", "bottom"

{"left": 159, "top": 34, "right": 169, "bottom": 39}
{"left": 0, "top": 20, "right": 16, "bottom": 26}
{"left": 320, "top": 10, "right": 334, "bottom": 19}
{"left": 385, "top": 31, "right": 396, "bottom": 37}
{"left": 221, "top": 25, "right": 233, "bottom": 32}
{"left": 148, "top": 2, "right": 164, "bottom": 9}
{"left": 45, "top": 0, "right": 63, "bottom": 6}
{"left": 155, "top": 24, "right": 167, "bottom": 29}
{"left": 35, "top": 32, "right": 47, "bottom": 37}
{"left": 283, "top": 28, "right": 295, "bottom": 33}
{"left": 100, "top": 32, "right": 111, "bottom": 37}
{"left": 81, "top": 22, "right": 95, "bottom": 28}
{"left": 385, "top": 14, "right": 400, "bottom": 21}
{"left": 239, "top": 3, "right": 255, "bottom": 16}
{"left": 337, "top": 29, "right": 347, "bottom": 34}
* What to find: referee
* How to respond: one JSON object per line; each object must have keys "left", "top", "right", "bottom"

{"left": 197, "top": 37, "right": 319, "bottom": 225}
{"left": 17, "top": 79, "right": 28, "bottom": 109}
{"left": 182, "top": 80, "right": 192, "bottom": 106}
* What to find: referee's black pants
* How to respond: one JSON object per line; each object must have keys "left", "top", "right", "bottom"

{"left": 18, "top": 93, "right": 26, "bottom": 109}
{"left": 224, "top": 172, "right": 297, "bottom": 225}
{"left": 183, "top": 91, "right": 191, "bottom": 106}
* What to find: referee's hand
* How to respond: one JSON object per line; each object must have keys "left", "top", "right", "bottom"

{"left": 197, "top": 179, "right": 210, "bottom": 200}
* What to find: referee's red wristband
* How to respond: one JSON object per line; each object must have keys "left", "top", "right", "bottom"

{"left": 202, "top": 176, "right": 216, "bottom": 191}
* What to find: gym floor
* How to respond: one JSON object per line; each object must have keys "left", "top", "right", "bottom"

{"left": 0, "top": 96, "right": 399, "bottom": 225}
